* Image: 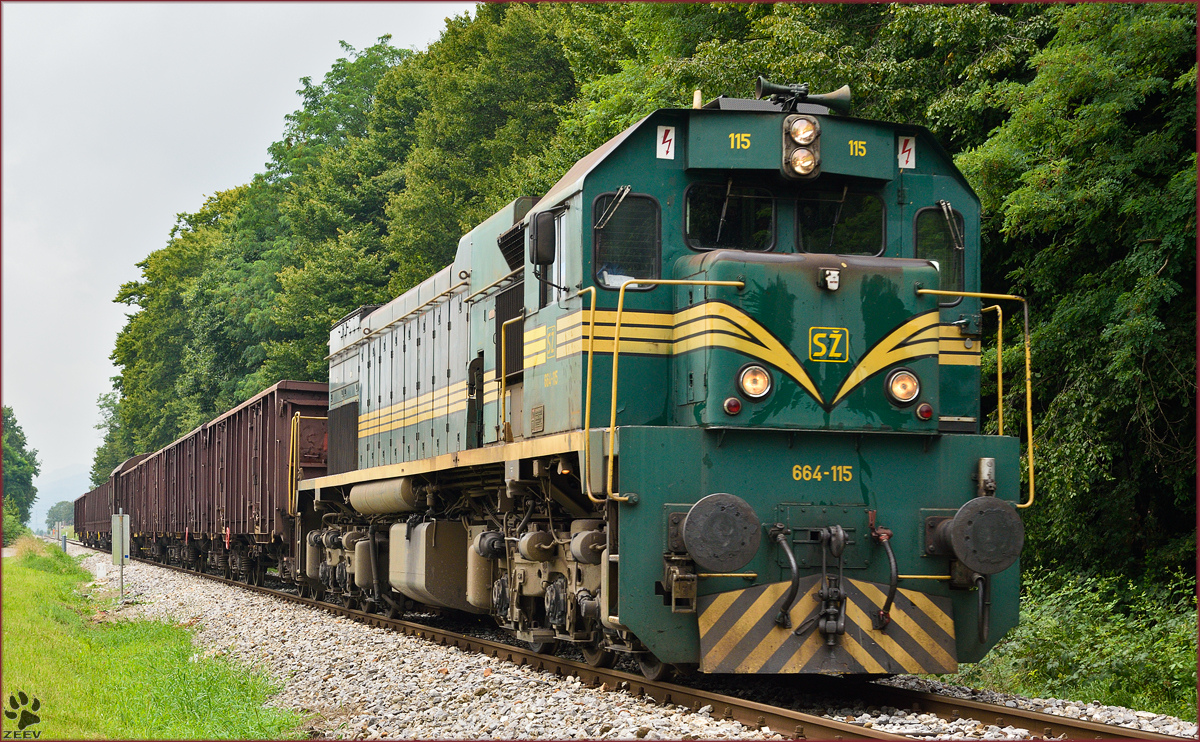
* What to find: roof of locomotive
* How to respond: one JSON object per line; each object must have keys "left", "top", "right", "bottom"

{"left": 528, "top": 99, "right": 976, "bottom": 220}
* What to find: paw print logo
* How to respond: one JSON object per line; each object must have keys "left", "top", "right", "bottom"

{"left": 4, "top": 691, "right": 40, "bottom": 730}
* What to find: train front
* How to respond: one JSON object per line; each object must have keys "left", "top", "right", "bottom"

{"left": 584, "top": 82, "right": 1026, "bottom": 675}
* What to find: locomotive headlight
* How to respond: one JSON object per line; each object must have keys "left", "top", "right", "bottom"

{"left": 738, "top": 365, "right": 772, "bottom": 399}
{"left": 788, "top": 116, "right": 819, "bottom": 145}
{"left": 789, "top": 147, "right": 818, "bottom": 175}
{"left": 885, "top": 368, "right": 920, "bottom": 405}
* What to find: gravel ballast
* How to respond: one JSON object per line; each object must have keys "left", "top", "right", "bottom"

{"left": 71, "top": 544, "right": 1197, "bottom": 740}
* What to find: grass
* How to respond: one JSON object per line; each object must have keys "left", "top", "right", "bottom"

{"left": 943, "top": 567, "right": 1198, "bottom": 722}
{"left": 1, "top": 536, "right": 306, "bottom": 739}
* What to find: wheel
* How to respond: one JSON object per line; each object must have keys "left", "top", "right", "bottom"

{"left": 385, "top": 602, "right": 401, "bottom": 619}
{"left": 249, "top": 562, "right": 265, "bottom": 587}
{"left": 342, "top": 595, "right": 359, "bottom": 611}
{"left": 637, "top": 653, "right": 674, "bottom": 682}
{"left": 528, "top": 639, "right": 559, "bottom": 655}
{"left": 581, "top": 642, "right": 616, "bottom": 669}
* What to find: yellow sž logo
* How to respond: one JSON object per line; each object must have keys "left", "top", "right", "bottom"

{"left": 808, "top": 327, "right": 850, "bottom": 362}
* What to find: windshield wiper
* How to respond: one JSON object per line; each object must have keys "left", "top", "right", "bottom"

{"left": 826, "top": 186, "right": 849, "bottom": 252}
{"left": 715, "top": 177, "right": 734, "bottom": 244}
{"left": 594, "top": 185, "right": 631, "bottom": 230}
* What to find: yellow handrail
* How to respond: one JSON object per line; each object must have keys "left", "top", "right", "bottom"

{"left": 499, "top": 312, "right": 525, "bottom": 443}
{"left": 288, "top": 412, "right": 329, "bottom": 517}
{"left": 607, "top": 278, "right": 745, "bottom": 501}
{"left": 576, "top": 287, "right": 603, "bottom": 504}
{"left": 918, "top": 289, "right": 1034, "bottom": 510}
{"left": 981, "top": 304, "right": 1003, "bottom": 435}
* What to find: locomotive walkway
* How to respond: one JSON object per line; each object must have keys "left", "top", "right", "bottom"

{"left": 67, "top": 539, "right": 1197, "bottom": 741}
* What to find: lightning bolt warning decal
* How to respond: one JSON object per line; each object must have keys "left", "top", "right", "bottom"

{"left": 657, "top": 126, "right": 676, "bottom": 160}
{"left": 898, "top": 135, "right": 915, "bottom": 169}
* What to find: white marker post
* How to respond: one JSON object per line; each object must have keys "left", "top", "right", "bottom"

{"left": 112, "top": 510, "right": 131, "bottom": 601}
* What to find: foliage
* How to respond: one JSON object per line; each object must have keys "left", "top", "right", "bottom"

{"left": 961, "top": 3, "right": 1196, "bottom": 577}
{"left": 3, "top": 500, "right": 30, "bottom": 546}
{"left": 44, "top": 501, "right": 74, "bottom": 531}
{"left": 951, "top": 569, "right": 1198, "bottom": 721}
{"left": 95, "top": 4, "right": 1194, "bottom": 581}
{"left": 1, "top": 539, "right": 304, "bottom": 739}
{"left": 2, "top": 406, "right": 40, "bottom": 526}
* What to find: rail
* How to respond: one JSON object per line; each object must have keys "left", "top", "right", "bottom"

{"left": 324, "top": 281, "right": 470, "bottom": 361}
{"left": 288, "top": 413, "right": 328, "bottom": 517}
{"left": 606, "top": 279, "right": 745, "bottom": 501}
{"left": 68, "top": 539, "right": 1192, "bottom": 742}
{"left": 917, "top": 289, "right": 1034, "bottom": 509}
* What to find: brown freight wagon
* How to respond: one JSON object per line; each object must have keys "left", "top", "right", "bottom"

{"left": 74, "top": 453, "right": 151, "bottom": 548}
{"left": 112, "top": 380, "right": 327, "bottom": 582}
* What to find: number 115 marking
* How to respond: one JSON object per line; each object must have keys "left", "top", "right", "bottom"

{"left": 849, "top": 140, "right": 867, "bottom": 157}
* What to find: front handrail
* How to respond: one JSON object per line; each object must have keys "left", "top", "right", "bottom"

{"left": 607, "top": 278, "right": 745, "bottom": 501}
{"left": 918, "top": 289, "right": 1034, "bottom": 510}
{"left": 981, "top": 304, "right": 1003, "bottom": 435}
{"left": 575, "top": 287, "right": 603, "bottom": 504}
{"left": 288, "top": 412, "right": 329, "bottom": 517}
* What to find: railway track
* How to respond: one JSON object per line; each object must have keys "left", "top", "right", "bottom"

{"left": 64, "top": 539, "right": 1191, "bottom": 741}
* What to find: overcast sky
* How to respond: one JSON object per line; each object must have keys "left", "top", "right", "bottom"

{"left": 2, "top": 2, "right": 473, "bottom": 529}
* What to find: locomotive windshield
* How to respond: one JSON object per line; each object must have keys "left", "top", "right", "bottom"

{"left": 796, "top": 190, "right": 884, "bottom": 255}
{"left": 684, "top": 181, "right": 774, "bottom": 251}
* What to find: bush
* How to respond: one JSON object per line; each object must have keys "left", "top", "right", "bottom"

{"left": 3, "top": 503, "right": 30, "bottom": 546}
{"left": 951, "top": 569, "right": 1198, "bottom": 721}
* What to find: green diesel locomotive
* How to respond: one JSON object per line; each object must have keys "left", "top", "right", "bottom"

{"left": 298, "top": 79, "right": 1030, "bottom": 679}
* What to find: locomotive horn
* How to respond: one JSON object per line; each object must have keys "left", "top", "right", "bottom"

{"left": 756, "top": 75, "right": 807, "bottom": 100}
{"left": 807, "top": 85, "right": 852, "bottom": 113}
{"left": 755, "top": 76, "right": 852, "bottom": 113}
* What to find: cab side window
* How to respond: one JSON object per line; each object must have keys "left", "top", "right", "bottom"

{"left": 914, "top": 207, "right": 964, "bottom": 294}
{"left": 594, "top": 192, "right": 660, "bottom": 289}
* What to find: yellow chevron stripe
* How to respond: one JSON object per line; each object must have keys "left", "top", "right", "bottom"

{"left": 831, "top": 311, "right": 940, "bottom": 405}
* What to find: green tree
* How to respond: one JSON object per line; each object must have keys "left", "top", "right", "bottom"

{"left": 384, "top": 4, "right": 577, "bottom": 289}
{"left": 90, "top": 390, "right": 134, "bottom": 487}
{"left": 45, "top": 500, "right": 74, "bottom": 531}
{"left": 2, "top": 406, "right": 40, "bottom": 526}
{"left": 110, "top": 190, "right": 240, "bottom": 452}
{"left": 958, "top": 3, "right": 1196, "bottom": 577}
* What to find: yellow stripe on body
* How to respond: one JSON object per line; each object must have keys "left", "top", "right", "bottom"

{"left": 360, "top": 387, "right": 469, "bottom": 437}
{"left": 939, "top": 354, "right": 982, "bottom": 366}
{"left": 359, "top": 381, "right": 468, "bottom": 424}
{"left": 900, "top": 588, "right": 955, "bottom": 637}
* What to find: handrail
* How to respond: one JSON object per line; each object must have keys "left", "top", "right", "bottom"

{"left": 918, "top": 289, "right": 1034, "bottom": 510}
{"left": 324, "top": 281, "right": 469, "bottom": 361}
{"left": 607, "top": 278, "right": 745, "bottom": 501}
{"left": 576, "top": 287, "right": 603, "bottom": 504}
{"left": 498, "top": 311, "right": 526, "bottom": 443}
{"left": 288, "top": 412, "right": 329, "bottom": 517}
{"left": 465, "top": 267, "right": 523, "bottom": 304}
{"left": 981, "top": 304, "right": 1003, "bottom": 435}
